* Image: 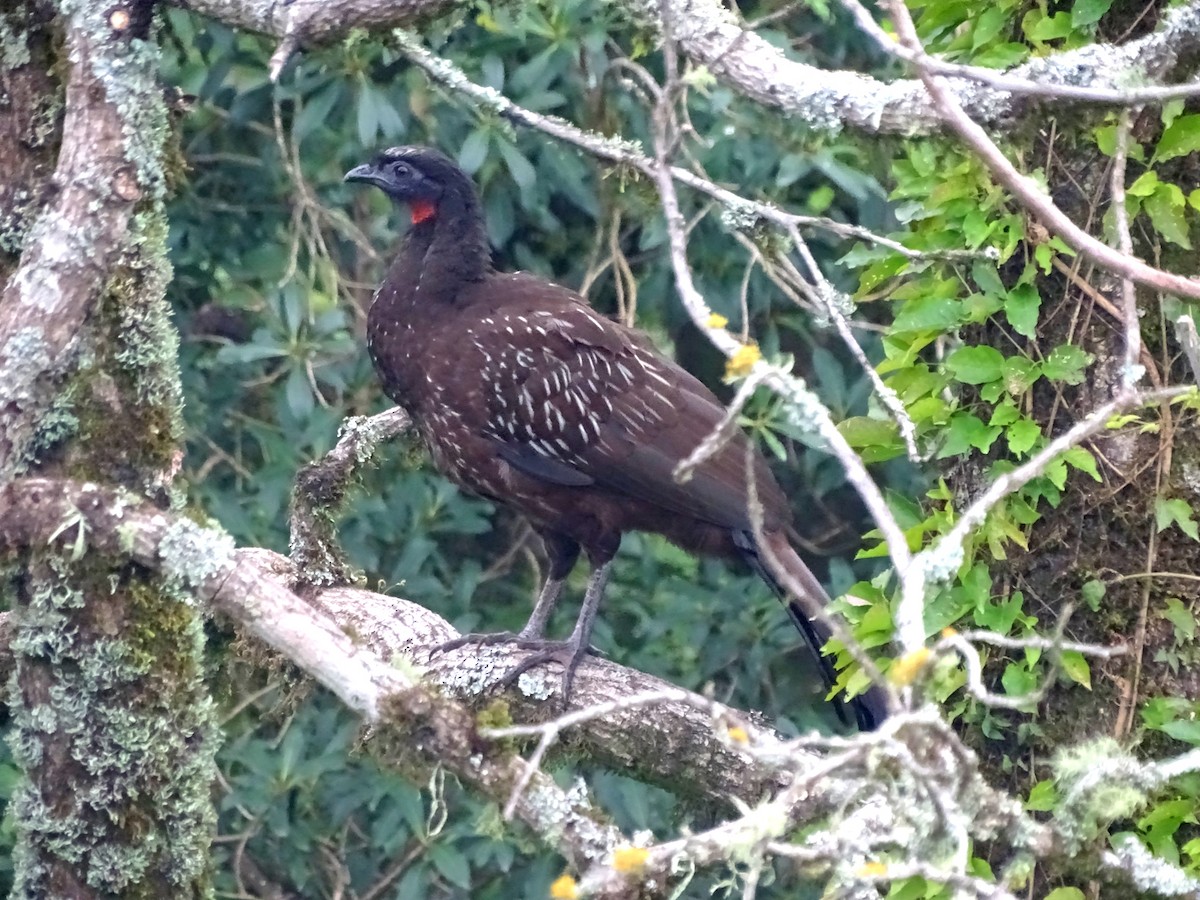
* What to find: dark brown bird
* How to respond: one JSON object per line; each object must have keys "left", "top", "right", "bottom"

{"left": 345, "top": 146, "right": 888, "bottom": 729}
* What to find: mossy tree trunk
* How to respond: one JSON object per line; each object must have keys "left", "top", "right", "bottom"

{"left": 0, "top": 2, "right": 217, "bottom": 897}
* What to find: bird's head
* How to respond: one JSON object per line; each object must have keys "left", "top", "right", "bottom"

{"left": 344, "top": 146, "right": 471, "bottom": 225}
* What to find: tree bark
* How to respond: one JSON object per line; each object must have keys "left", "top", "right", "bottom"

{"left": 0, "top": 3, "right": 217, "bottom": 896}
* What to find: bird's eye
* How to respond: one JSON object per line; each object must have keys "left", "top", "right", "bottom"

{"left": 392, "top": 162, "right": 412, "bottom": 178}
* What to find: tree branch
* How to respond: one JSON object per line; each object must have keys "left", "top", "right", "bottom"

{"left": 0, "top": 478, "right": 820, "bottom": 835}
{"left": 177, "top": 0, "right": 1200, "bottom": 135}
{"left": 651, "top": 0, "right": 1200, "bottom": 134}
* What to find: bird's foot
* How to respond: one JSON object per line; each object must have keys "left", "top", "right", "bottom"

{"left": 493, "top": 638, "right": 591, "bottom": 706}
{"left": 429, "top": 632, "right": 590, "bottom": 705}
{"left": 430, "top": 630, "right": 535, "bottom": 656}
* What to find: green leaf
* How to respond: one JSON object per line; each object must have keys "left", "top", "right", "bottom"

{"left": 1033, "top": 242, "right": 1056, "bottom": 274}
{"left": 972, "top": 6, "right": 1007, "bottom": 47}
{"left": 1062, "top": 447, "right": 1101, "bottom": 481}
{"left": 1161, "top": 718, "right": 1200, "bottom": 745}
{"left": 939, "top": 413, "right": 1001, "bottom": 458}
{"left": 295, "top": 83, "right": 342, "bottom": 139}
{"left": 970, "top": 259, "right": 1005, "bottom": 296}
{"left": 1026, "top": 779, "right": 1059, "bottom": 812}
{"left": 427, "top": 843, "right": 472, "bottom": 889}
{"left": 285, "top": 366, "right": 314, "bottom": 418}
{"left": 945, "top": 345, "right": 1005, "bottom": 384}
{"left": 989, "top": 400, "right": 1019, "bottom": 426}
{"left": 1005, "top": 282, "right": 1040, "bottom": 337}
{"left": 1071, "top": 0, "right": 1113, "bottom": 28}
{"left": 1007, "top": 418, "right": 1040, "bottom": 455}
{"left": 1044, "top": 889, "right": 1086, "bottom": 900}
{"left": 457, "top": 129, "right": 491, "bottom": 174}
{"left": 1162, "top": 597, "right": 1196, "bottom": 642}
{"left": 1003, "top": 357, "right": 1040, "bottom": 395}
{"left": 909, "top": 142, "right": 938, "bottom": 177}
{"left": 976, "top": 590, "right": 1025, "bottom": 634}
{"left": 1081, "top": 579, "right": 1107, "bottom": 610}
{"left": 1155, "top": 497, "right": 1200, "bottom": 540}
{"left": 1156, "top": 114, "right": 1200, "bottom": 162}
{"left": 1127, "top": 170, "right": 1160, "bottom": 197}
{"left": 1162, "top": 98, "right": 1186, "bottom": 128}
{"left": 1002, "top": 662, "right": 1038, "bottom": 697}
{"left": 1041, "top": 344, "right": 1093, "bottom": 384}
{"left": 497, "top": 140, "right": 536, "bottom": 190}
{"left": 974, "top": 42, "right": 1028, "bottom": 69}
{"left": 1060, "top": 650, "right": 1092, "bottom": 689}
{"left": 1144, "top": 183, "right": 1192, "bottom": 249}
{"left": 808, "top": 184, "right": 835, "bottom": 214}
{"left": 1024, "top": 10, "right": 1072, "bottom": 41}
{"left": 838, "top": 416, "right": 901, "bottom": 449}
{"left": 962, "top": 208, "right": 995, "bottom": 247}
{"left": 215, "top": 344, "right": 288, "bottom": 364}
{"left": 893, "top": 295, "right": 964, "bottom": 332}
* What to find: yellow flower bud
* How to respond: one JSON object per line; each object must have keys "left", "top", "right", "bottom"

{"left": 612, "top": 846, "right": 650, "bottom": 874}
{"left": 549, "top": 874, "right": 579, "bottom": 899}
{"left": 888, "top": 647, "right": 933, "bottom": 686}
{"left": 725, "top": 343, "right": 761, "bottom": 378}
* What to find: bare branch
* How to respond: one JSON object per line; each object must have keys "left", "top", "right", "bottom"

{"left": 1110, "top": 110, "right": 1142, "bottom": 387}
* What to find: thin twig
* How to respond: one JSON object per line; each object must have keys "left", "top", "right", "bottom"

{"left": 838, "top": 0, "right": 1200, "bottom": 108}
{"left": 395, "top": 32, "right": 986, "bottom": 263}
{"left": 1110, "top": 109, "right": 1142, "bottom": 387}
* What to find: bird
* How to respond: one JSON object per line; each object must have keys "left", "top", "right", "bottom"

{"left": 344, "top": 145, "right": 889, "bottom": 730}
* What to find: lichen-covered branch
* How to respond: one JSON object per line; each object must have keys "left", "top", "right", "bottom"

{"left": 642, "top": 0, "right": 1200, "bottom": 134}
{"left": 289, "top": 406, "right": 411, "bottom": 588}
{"left": 176, "top": 0, "right": 1200, "bottom": 136}
{"left": 0, "top": 478, "right": 820, "bottom": 859}
{"left": 179, "top": 0, "right": 455, "bottom": 59}
{"left": 6, "top": 477, "right": 1200, "bottom": 896}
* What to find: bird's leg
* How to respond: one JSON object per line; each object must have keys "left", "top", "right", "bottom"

{"left": 557, "top": 559, "right": 610, "bottom": 694}
{"left": 431, "top": 533, "right": 578, "bottom": 654}
{"left": 516, "top": 574, "right": 566, "bottom": 639}
{"left": 429, "top": 576, "right": 566, "bottom": 654}
{"left": 495, "top": 560, "right": 612, "bottom": 704}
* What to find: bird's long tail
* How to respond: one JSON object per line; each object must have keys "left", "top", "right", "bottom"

{"left": 734, "top": 529, "right": 890, "bottom": 731}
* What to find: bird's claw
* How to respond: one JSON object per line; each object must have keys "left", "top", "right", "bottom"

{"left": 493, "top": 639, "right": 590, "bottom": 706}
{"left": 429, "top": 631, "right": 526, "bottom": 657}
{"left": 429, "top": 632, "right": 591, "bottom": 705}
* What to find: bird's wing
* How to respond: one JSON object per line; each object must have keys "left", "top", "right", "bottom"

{"left": 463, "top": 279, "right": 789, "bottom": 531}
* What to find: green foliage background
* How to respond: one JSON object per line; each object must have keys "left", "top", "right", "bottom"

{"left": 3, "top": 0, "right": 1200, "bottom": 896}
{"left": 160, "top": 3, "right": 909, "bottom": 895}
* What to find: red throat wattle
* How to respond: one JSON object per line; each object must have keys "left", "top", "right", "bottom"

{"left": 410, "top": 200, "right": 437, "bottom": 224}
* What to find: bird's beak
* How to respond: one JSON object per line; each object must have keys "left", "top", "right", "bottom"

{"left": 344, "top": 163, "right": 388, "bottom": 190}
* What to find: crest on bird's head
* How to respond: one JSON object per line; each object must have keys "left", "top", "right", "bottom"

{"left": 344, "top": 145, "right": 476, "bottom": 224}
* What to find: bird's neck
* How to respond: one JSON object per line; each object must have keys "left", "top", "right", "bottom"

{"left": 392, "top": 189, "right": 491, "bottom": 306}
{"left": 365, "top": 190, "right": 492, "bottom": 405}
